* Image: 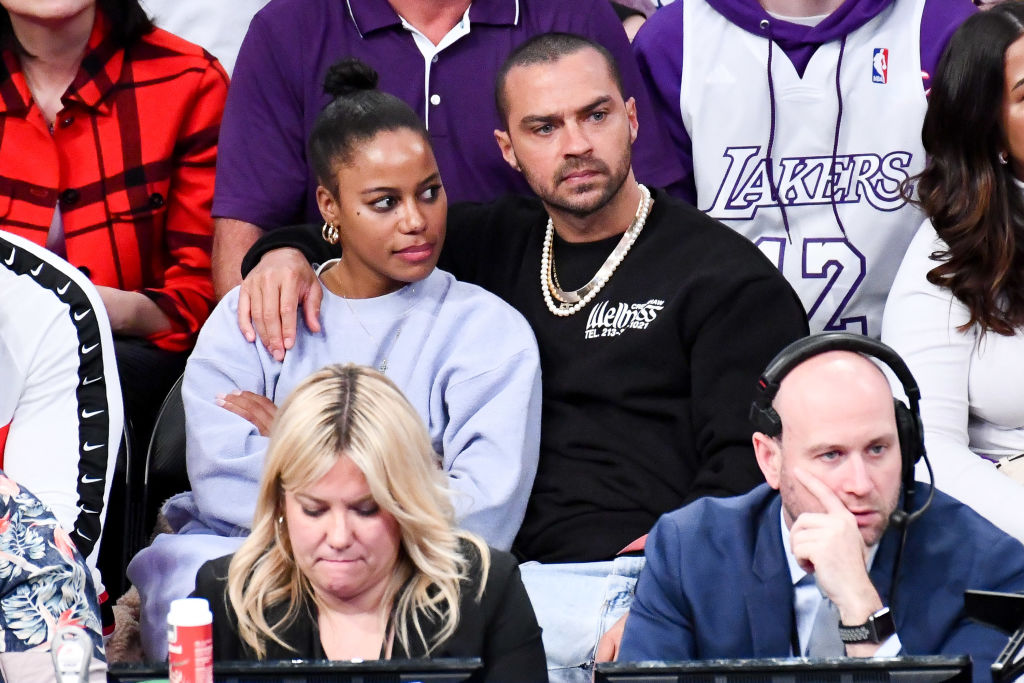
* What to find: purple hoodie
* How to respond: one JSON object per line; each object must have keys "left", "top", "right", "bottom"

{"left": 633, "top": 0, "right": 976, "bottom": 203}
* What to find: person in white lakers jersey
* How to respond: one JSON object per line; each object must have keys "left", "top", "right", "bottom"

{"left": 633, "top": 0, "right": 974, "bottom": 337}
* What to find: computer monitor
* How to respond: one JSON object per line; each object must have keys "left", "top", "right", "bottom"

{"left": 106, "top": 657, "right": 482, "bottom": 683}
{"left": 964, "top": 589, "right": 1024, "bottom": 682}
{"left": 595, "top": 655, "right": 971, "bottom": 683}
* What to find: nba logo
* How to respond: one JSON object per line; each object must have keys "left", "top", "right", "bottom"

{"left": 872, "top": 48, "right": 888, "bottom": 84}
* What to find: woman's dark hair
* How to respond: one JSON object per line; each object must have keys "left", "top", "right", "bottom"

{"left": 309, "top": 58, "right": 429, "bottom": 197}
{"left": 0, "top": 0, "right": 153, "bottom": 50}
{"left": 912, "top": 2, "right": 1024, "bottom": 335}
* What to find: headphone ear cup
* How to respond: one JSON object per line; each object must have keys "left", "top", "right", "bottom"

{"left": 894, "top": 399, "right": 921, "bottom": 479}
{"left": 750, "top": 401, "right": 782, "bottom": 437}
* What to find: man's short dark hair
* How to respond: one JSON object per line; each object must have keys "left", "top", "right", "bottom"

{"left": 494, "top": 32, "right": 625, "bottom": 127}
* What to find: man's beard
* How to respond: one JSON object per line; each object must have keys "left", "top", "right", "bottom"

{"left": 521, "top": 142, "right": 632, "bottom": 219}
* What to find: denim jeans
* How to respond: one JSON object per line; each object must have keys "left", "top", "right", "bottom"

{"left": 519, "top": 556, "right": 646, "bottom": 683}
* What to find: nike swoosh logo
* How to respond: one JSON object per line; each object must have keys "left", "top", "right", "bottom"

{"left": 30, "top": 264, "right": 42, "bottom": 276}
{"left": 80, "top": 343, "right": 98, "bottom": 354}
{"left": 74, "top": 309, "right": 91, "bottom": 321}
{"left": 82, "top": 442, "right": 103, "bottom": 452}
{"left": 81, "top": 409, "right": 103, "bottom": 418}
{"left": 57, "top": 281, "right": 70, "bottom": 295}
{"left": 82, "top": 375, "right": 102, "bottom": 386}
{"left": 80, "top": 474, "right": 103, "bottom": 484}
{"left": 77, "top": 505, "right": 99, "bottom": 515}
{"left": 74, "top": 530, "right": 92, "bottom": 541}
{"left": 3, "top": 249, "right": 13, "bottom": 266}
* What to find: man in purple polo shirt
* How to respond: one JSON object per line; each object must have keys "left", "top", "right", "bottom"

{"left": 631, "top": 0, "right": 974, "bottom": 340}
{"left": 210, "top": 0, "right": 686, "bottom": 298}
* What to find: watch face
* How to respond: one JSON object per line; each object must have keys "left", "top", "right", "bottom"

{"left": 871, "top": 607, "right": 896, "bottom": 641}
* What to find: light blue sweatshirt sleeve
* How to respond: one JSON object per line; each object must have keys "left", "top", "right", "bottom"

{"left": 182, "top": 288, "right": 275, "bottom": 533}
{"left": 435, "top": 291, "right": 542, "bottom": 550}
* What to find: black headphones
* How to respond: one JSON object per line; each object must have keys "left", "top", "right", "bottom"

{"left": 749, "top": 332, "right": 931, "bottom": 528}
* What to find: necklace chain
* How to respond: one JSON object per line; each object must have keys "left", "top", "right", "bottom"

{"left": 540, "top": 184, "right": 653, "bottom": 317}
{"left": 339, "top": 296, "right": 406, "bottom": 374}
{"left": 327, "top": 263, "right": 418, "bottom": 374}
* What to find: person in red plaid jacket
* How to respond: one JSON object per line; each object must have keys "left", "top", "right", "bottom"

{"left": 0, "top": 0, "right": 227, "bottom": 568}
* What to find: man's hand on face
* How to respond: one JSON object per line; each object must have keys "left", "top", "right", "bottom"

{"left": 237, "top": 247, "right": 322, "bottom": 361}
{"left": 789, "top": 467, "right": 883, "bottom": 627}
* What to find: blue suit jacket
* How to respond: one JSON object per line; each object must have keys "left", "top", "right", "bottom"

{"left": 620, "top": 484, "right": 1024, "bottom": 683}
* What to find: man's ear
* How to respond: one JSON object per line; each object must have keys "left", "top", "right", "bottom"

{"left": 752, "top": 431, "right": 782, "bottom": 490}
{"left": 494, "top": 129, "right": 520, "bottom": 172}
{"left": 624, "top": 96, "right": 639, "bottom": 145}
{"left": 316, "top": 184, "right": 339, "bottom": 225}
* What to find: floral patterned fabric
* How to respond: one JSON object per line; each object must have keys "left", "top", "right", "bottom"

{"left": 0, "top": 471, "right": 103, "bottom": 659}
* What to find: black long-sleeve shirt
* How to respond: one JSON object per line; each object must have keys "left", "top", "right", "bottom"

{"left": 194, "top": 542, "right": 546, "bottom": 682}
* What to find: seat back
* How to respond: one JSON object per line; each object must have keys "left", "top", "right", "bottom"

{"left": 142, "top": 373, "right": 189, "bottom": 532}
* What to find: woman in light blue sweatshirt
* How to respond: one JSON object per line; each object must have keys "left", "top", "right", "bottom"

{"left": 128, "top": 59, "right": 541, "bottom": 660}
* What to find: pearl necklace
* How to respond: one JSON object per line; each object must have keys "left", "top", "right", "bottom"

{"left": 540, "top": 184, "right": 653, "bottom": 317}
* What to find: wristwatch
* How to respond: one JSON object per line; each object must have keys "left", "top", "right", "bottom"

{"left": 839, "top": 607, "right": 895, "bottom": 644}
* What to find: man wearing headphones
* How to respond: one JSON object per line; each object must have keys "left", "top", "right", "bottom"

{"left": 619, "top": 334, "right": 1024, "bottom": 681}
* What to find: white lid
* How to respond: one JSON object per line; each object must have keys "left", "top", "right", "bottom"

{"left": 167, "top": 597, "right": 212, "bottom": 627}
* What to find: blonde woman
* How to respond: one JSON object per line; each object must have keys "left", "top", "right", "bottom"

{"left": 192, "top": 364, "right": 546, "bottom": 681}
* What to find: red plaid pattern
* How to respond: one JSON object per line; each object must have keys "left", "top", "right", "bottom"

{"left": 0, "top": 13, "right": 227, "bottom": 352}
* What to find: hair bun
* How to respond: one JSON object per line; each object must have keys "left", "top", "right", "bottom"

{"left": 323, "top": 58, "right": 379, "bottom": 98}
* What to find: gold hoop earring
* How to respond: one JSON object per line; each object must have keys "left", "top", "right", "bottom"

{"left": 322, "top": 221, "right": 339, "bottom": 244}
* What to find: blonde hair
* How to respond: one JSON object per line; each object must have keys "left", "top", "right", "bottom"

{"left": 226, "top": 364, "right": 490, "bottom": 658}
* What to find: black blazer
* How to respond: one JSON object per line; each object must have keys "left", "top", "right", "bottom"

{"left": 193, "top": 541, "right": 547, "bottom": 683}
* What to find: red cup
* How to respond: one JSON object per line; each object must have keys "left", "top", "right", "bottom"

{"left": 167, "top": 598, "right": 213, "bottom": 683}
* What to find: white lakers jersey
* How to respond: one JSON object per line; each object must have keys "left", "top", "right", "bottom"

{"left": 682, "top": 0, "right": 927, "bottom": 336}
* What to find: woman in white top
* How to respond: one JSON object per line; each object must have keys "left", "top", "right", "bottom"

{"left": 882, "top": 3, "right": 1024, "bottom": 543}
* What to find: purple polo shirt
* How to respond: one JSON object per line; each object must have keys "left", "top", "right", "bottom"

{"left": 213, "top": 0, "right": 686, "bottom": 228}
